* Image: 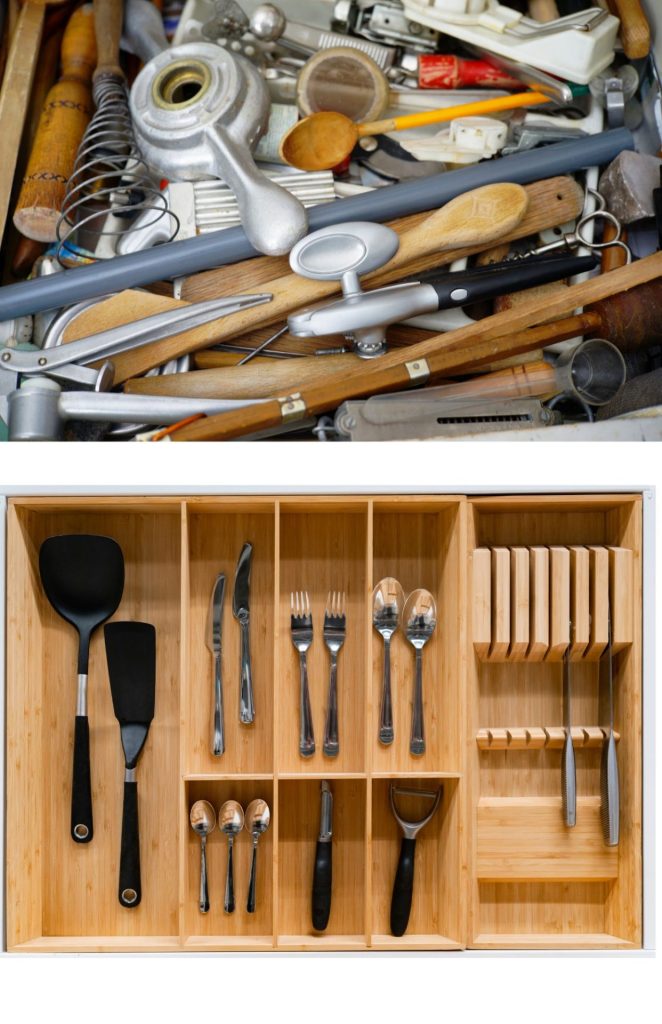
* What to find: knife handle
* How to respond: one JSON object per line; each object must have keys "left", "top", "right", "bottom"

{"left": 428, "top": 254, "right": 597, "bottom": 311}
{"left": 212, "top": 651, "right": 225, "bottom": 756}
{"left": 600, "top": 732, "right": 620, "bottom": 846}
{"left": 119, "top": 778, "right": 141, "bottom": 908}
{"left": 312, "top": 838, "right": 332, "bottom": 931}
{"left": 71, "top": 714, "right": 93, "bottom": 843}
{"left": 239, "top": 616, "right": 254, "bottom": 725}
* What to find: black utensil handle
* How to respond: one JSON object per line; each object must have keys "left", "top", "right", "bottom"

{"left": 71, "top": 715, "right": 93, "bottom": 843}
{"left": 429, "top": 253, "right": 598, "bottom": 310}
{"left": 247, "top": 843, "right": 258, "bottom": 914}
{"left": 225, "top": 839, "right": 235, "bottom": 914}
{"left": 119, "top": 780, "right": 141, "bottom": 908}
{"left": 390, "top": 837, "right": 417, "bottom": 937}
{"left": 312, "top": 839, "right": 332, "bottom": 931}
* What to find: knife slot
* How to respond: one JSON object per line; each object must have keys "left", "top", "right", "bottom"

{"left": 472, "top": 548, "right": 492, "bottom": 660}
{"left": 569, "top": 546, "right": 590, "bottom": 661}
{"left": 609, "top": 547, "right": 634, "bottom": 654}
{"left": 488, "top": 548, "right": 510, "bottom": 661}
{"left": 476, "top": 726, "right": 620, "bottom": 750}
{"left": 527, "top": 547, "right": 549, "bottom": 662}
{"left": 507, "top": 548, "right": 529, "bottom": 661}
{"left": 546, "top": 547, "right": 570, "bottom": 662}
{"left": 586, "top": 546, "right": 610, "bottom": 661}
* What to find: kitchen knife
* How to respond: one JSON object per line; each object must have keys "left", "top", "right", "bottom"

{"left": 599, "top": 607, "right": 620, "bottom": 846}
{"left": 312, "top": 780, "right": 333, "bottom": 932}
{"left": 206, "top": 573, "right": 226, "bottom": 757}
{"left": 104, "top": 620, "right": 156, "bottom": 908}
{"left": 233, "top": 542, "right": 255, "bottom": 724}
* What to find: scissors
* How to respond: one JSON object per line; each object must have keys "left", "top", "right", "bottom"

{"left": 514, "top": 189, "right": 632, "bottom": 264}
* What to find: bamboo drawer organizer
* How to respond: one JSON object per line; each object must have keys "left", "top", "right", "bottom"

{"left": 5, "top": 494, "right": 642, "bottom": 952}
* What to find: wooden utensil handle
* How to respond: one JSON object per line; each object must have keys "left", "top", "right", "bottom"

{"left": 93, "top": 0, "right": 124, "bottom": 81}
{"left": 361, "top": 91, "right": 550, "bottom": 136}
{"left": 608, "top": 0, "right": 650, "bottom": 59}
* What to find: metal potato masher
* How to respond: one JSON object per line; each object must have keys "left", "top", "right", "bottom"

{"left": 389, "top": 783, "right": 442, "bottom": 937}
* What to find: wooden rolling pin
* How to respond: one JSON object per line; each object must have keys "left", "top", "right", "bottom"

{"left": 169, "top": 251, "right": 662, "bottom": 440}
{"left": 14, "top": 4, "right": 96, "bottom": 242}
{"left": 607, "top": 0, "right": 650, "bottom": 59}
{"left": 88, "top": 177, "right": 582, "bottom": 385}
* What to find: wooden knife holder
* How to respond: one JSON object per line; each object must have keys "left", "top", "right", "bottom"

{"left": 5, "top": 493, "right": 642, "bottom": 952}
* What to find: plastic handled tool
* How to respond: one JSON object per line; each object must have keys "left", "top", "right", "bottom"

{"left": 288, "top": 246, "right": 598, "bottom": 351}
{"left": 233, "top": 543, "right": 255, "bottom": 725}
{"left": 312, "top": 781, "right": 333, "bottom": 932}
{"left": 561, "top": 637, "right": 576, "bottom": 827}
{"left": 599, "top": 607, "right": 620, "bottom": 846}
{"left": 0, "top": 129, "right": 633, "bottom": 320}
{"left": 39, "top": 535, "right": 124, "bottom": 843}
{"left": 279, "top": 90, "right": 552, "bottom": 171}
{"left": 389, "top": 785, "right": 442, "bottom": 937}
{"left": 105, "top": 621, "right": 156, "bottom": 908}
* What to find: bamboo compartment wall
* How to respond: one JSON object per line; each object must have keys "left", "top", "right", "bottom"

{"left": 4, "top": 493, "right": 643, "bottom": 952}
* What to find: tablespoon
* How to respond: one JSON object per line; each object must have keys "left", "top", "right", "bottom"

{"left": 403, "top": 589, "right": 437, "bottom": 756}
{"left": 219, "top": 800, "right": 244, "bottom": 914}
{"left": 372, "top": 577, "right": 404, "bottom": 745}
{"left": 190, "top": 800, "right": 216, "bottom": 914}
{"left": 244, "top": 798, "right": 271, "bottom": 913}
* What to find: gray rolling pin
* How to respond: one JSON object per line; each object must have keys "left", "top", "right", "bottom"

{"left": 0, "top": 129, "right": 633, "bottom": 319}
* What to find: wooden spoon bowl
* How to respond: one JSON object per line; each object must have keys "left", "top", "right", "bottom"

{"left": 279, "top": 110, "right": 359, "bottom": 171}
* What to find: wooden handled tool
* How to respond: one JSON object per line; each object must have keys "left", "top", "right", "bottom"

{"left": 607, "top": 0, "right": 650, "bottom": 59}
{"left": 0, "top": 1, "right": 69, "bottom": 243}
{"left": 169, "top": 251, "right": 662, "bottom": 440}
{"left": 13, "top": 5, "right": 97, "bottom": 242}
{"left": 93, "top": 0, "right": 125, "bottom": 84}
{"left": 70, "top": 176, "right": 581, "bottom": 384}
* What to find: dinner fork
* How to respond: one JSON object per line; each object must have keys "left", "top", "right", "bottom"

{"left": 291, "top": 590, "right": 315, "bottom": 757}
{"left": 323, "top": 591, "right": 346, "bottom": 758}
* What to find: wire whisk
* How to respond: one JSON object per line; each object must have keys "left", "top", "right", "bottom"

{"left": 56, "top": 75, "right": 179, "bottom": 264}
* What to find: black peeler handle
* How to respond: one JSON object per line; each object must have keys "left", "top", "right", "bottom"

{"left": 390, "top": 836, "right": 417, "bottom": 937}
{"left": 312, "top": 839, "right": 332, "bottom": 931}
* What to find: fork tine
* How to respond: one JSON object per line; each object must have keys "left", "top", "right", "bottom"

{"left": 305, "top": 590, "right": 310, "bottom": 616}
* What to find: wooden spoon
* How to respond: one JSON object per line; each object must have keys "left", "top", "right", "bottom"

{"left": 279, "top": 91, "right": 551, "bottom": 171}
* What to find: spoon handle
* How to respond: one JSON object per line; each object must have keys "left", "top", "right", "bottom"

{"left": 247, "top": 837, "right": 258, "bottom": 913}
{"left": 379, "top": 636, "right": 394, "bottom": 745}
{"left": 323, "top": 652, "right": 339, "bottom": 758}
{"left": 410, "top": 648, "right": 425, "bottom": 756}
{"left": 199, "top": 835, "right": 209, "bottom": 914}
{"left": 225, "top": 837, "right": 235, "bottom": 914}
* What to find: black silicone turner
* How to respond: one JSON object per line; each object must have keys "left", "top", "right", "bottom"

{"left": 104, "top": 621, "right": 156, "bottom": 908}
{"left": 39, "top": 534, "right": 125, "bottom": 844}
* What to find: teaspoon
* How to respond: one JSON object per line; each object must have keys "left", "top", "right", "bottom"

{"left": 403, "top": 589, "right": 437, "bottom": 756}
{"left": 244, "top": 798, "right": 271, "bottom": 913}
{"left": 190, "top": 800, "right": 216, "bottom": 914}
{"left": 219, "top": 800, "right": 244, "bottom": 914}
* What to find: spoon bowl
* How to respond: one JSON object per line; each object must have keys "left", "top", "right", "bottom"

{"left": 244, "top": 798, "right": 271, "bottom": 913}
{"left": 279, "top": 110, "right": 358, "bottom": 171}
{"left": 403, "top": 589, "right": 437, "bottom": 756}
{"left": 372, "top": 577, "right": 405, "bottom": 745}
{"left": 190, "top": 800, "right": 216, "bottom": 914}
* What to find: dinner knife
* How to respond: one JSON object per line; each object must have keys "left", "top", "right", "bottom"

{"left": 599, "top": 607, "right": 620, "bottom": 846}
{"left": 207, "top": 573, "right": 226, "bottom": 756}
{"left": 233, "top": 542, "right": 255, "bottom": 724}
{"left": 312, "top": 780, "right": 333, "bottom": 931}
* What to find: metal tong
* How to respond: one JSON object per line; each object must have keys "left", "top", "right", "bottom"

{"left": 389, "top": 784, "right": 442, "bottom": 937}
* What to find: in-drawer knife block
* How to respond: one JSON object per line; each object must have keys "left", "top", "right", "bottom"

{"left": 4, "top": 494, "right": 643, "bottom": 952}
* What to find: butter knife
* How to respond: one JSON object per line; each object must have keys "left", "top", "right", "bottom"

{"left": 233, "top": 542, "right": 255, "bottom": 724}
{"left": 207, "top": 573, "right": 226, "bottom": 756}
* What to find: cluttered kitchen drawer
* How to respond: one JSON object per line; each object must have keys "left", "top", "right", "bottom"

{"left": 0, "top": 2, "right": 661, "bottom": 441}
{"left": 3, "top": 491, "right": 646, "bottom": 951}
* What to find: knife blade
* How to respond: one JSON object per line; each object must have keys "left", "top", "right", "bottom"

{"left": 233, "top": 542, "right": 255, "bottom": 724}
{"left": 598, "top": 606, "right": 620, "bottom": 846}
{"left": 312, "top": 780, "right": 333, "bottom": 932}
{"left": 207, "top": 573, "right": 226, "bottom": 756}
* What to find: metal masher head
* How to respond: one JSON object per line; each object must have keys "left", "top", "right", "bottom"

{"left": 389, "top": 784, "right": 442, "bottom": 840}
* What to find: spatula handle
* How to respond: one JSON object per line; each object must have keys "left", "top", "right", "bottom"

{"left": 71, "top": 715, "right": 93, "bottom": 843}
{"left": 119, "top": 779, "right": 141, "bottom": 907}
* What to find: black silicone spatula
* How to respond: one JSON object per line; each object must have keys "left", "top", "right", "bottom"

{"left": 104, "top": 621, "right": 156, "bottom": 909}
{"left": 39, "top": 534, "right": 125, "bottom": 844}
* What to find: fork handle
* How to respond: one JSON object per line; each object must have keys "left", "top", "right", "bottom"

{"left": 410, "top": 648, "right": 425, "bottom": 756}
{"left": 379, "top": 636, "right": 394, "bottom": 745}
{"left": 299, "top": 650, "right": 315, "bottom": 758}
{"left": 323, "top": 652, "right": 339, "bottom": 758}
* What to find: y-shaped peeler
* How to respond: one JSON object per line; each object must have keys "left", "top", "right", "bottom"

{"left": 389, "top": 783, "right": 442, "bottom": 937}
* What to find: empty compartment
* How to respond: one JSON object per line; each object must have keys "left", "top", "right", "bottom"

{"left": 277, "top": 778, "right": 367, "bottom": 949}
{"left": 184, "top": 779, "right": 274, "bottom": 950}
{"left": 6, "top": 499, "right": 182, "bottom": 950}
{"left": 184, "top": 499, "right": 275, "bottom": 776}
{"left": 278, "top": 500, "right": 368, "bottom": 774}
{"left": 371, "top": 498, "right": 463, "bottom": 774}
{"left": 370, "top": 777, "right": 463, "bottom": 949}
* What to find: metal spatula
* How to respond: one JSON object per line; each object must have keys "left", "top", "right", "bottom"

{"left": 104, "top": 621, "right": 156, "bottom": 908}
